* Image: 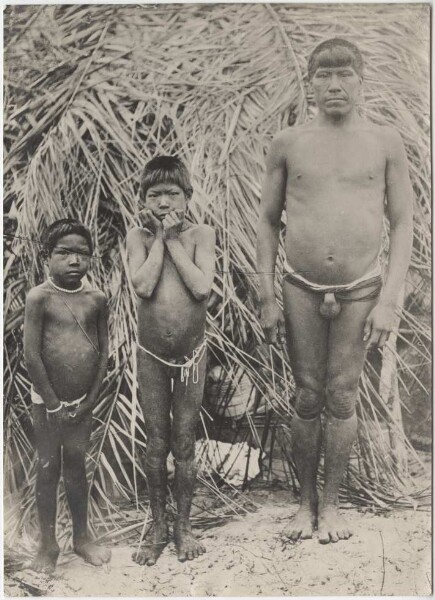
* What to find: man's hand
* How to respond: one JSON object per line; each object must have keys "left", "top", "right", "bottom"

{"left": 260, "top": 301, "right": 286, "bottom": 347}
{"left": 163, "top": 210, "right": 184, "bottom": 242}
{"left": 364, "top": 302, "right": 396, "bottom": 349}
{"left": 138, "top": 209, "right": 163, "bottom": 236}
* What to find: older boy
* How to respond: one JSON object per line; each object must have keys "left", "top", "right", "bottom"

{"left": 24, "top": 219, "right": 111, "bottom": 572}
{"left": 257, "top": 39, "right": 413, "bottom": 543}
{"left": 126, "top": 156, "right": 215, "bottom": 564}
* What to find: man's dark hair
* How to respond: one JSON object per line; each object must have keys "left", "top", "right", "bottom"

{"left": 41, "top": 219, "right": 93, "bottom": 258}
{"left": 307, "top": 38, "right": 364, "bottom": 80}
{"left": 140, "top": 155, "right": 193, "bottom": 201}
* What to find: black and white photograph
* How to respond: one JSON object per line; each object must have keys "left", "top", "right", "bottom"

{"left": 3, "top": 2, "right": 431, "bottom": 597}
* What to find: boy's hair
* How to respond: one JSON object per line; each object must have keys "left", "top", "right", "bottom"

{"left": 140, "top": 156, "right": 193, "bottom": 201}
{"left": 41, "top": 219, "right": 93, "bottom": 258}
{"left": 307, "top": 38, "right": 364, "bottom": 80}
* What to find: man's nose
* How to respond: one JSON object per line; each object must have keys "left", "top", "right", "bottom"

{"left": 328, "top": 75, "right": 342, "bottom": 91}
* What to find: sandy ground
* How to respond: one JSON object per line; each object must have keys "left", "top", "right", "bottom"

{"left": 5, "top": 488, "right": 432, "bottom": 597}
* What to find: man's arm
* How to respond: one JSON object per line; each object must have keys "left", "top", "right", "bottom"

{"left": 164, "top": 219, "right": 216, "bottom": 301}
{"left": 126, "top": 217, "right": 164, "bottom": 298}
{"left": 75, "top": 293, "right": 109, "bottom": 420}
{"left": 256, "top": 133, "right": 287, "bottom": 345}
{"left": 365, "top": 128, "right": 414, "bottom": 348}
{"left": 24, "top": 289, "right": 65, "bottom": 412}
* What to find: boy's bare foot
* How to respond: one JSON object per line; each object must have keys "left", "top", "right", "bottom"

{"left": 318, "top": 505, "right": 352, "bottom": 543}
{"left": 284, "top": 504, "right": 317, "bottom": 541}
{"left": 30, "top": 545, "right": 60, "bottom": 574}
{"left": 174, "top": 519, "right": 205, "bottom": 562}
{"left": 132, "top": 522, "right": 169, "bottom": 566}
{"left": 74, "top": 540, "right": 111, "bottom": 566}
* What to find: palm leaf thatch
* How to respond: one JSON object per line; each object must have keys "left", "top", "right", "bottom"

{"left": 4, "top": 3, "right": 431, "bottom": 547}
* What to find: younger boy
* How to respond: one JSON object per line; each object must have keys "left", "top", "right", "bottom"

{"left": 126, "top": 156, "right": 215, "bottom": 565}
{"left": 24, "top": 219, "right": 111, "bottom": 573}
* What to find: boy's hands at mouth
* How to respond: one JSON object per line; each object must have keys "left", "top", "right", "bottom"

{"left": 138, "top": 209, "right": 163, "bottom": 235}
{"left": 163, "top": 210, "right": 185, "bottom": 241}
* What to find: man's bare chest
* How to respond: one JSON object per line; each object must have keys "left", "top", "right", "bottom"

{"left": 287, "top": 136, "right": 386, "bottom": 186}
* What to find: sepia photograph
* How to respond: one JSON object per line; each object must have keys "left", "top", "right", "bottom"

{"left": 3, "top": 2, "right": 431, "bottom": 597}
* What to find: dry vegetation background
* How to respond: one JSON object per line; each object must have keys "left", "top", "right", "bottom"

{"left": 3, "top": 3, "right": 431, "bottom": 556}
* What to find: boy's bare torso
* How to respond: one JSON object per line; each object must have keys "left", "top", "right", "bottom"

{"left": 32, "top": 284, "right": 103, "bottom": 401}
{"left": 136, "top": 224, "right": 208, "bottom": 359}
{"left": 282, "top": 121, "right": 389, "bottom": 284}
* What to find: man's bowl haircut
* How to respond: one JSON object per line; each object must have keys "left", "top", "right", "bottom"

{"left": 307, "top": 38, "right": 364, "bottom": 80}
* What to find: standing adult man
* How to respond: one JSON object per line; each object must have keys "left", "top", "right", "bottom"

{"left": 256, "top": 38, "right": 413, "bottom": 544}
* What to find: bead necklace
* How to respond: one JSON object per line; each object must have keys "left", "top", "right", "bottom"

{"left": 48, "top": 277, "right": 84, "bottom": 294}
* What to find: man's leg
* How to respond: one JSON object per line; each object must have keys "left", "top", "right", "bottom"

{"left": 31, "top": 405, "right": 62, "bottom": 573}
{"left": 318, "top": 290, "right": 379, "bottom": 543}
{"left": 133, "top": 348, "right": 171, "bottom": 566}
{"left": 63, "top": 415, "right": 111, "bottom": 565}
{"left": 282, "top": 281, "right": 328, "bottom": 540}
{"left": 171, "top": 351, "right": 207, "bottom": 561}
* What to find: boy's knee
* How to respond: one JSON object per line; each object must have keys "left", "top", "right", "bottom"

{"left": 171, "top": 434, "right": 195, "bottom": 462}
{"left": 325, "top": 384, "right": 357, "bottom": 420}
{"left": 146, "top": 435, "right": 170, "bottom": 466}
{"left": 294, "top": 381, "right": 324, "bottom": 420}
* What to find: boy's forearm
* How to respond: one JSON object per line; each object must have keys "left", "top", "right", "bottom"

{"left": 380, "top": 221, "right": 413, "bottom": 306}
{"left": 25, "top": 356, "right": 61, "bottom": 410}
{"left": 165, "top": 239, "right": 211, "bottom": 300}
{"left": 257, "top": 218, "right": 280, "bottom": 304}
{"left": 132, "top": 236, "right": 164, "bottom": 297}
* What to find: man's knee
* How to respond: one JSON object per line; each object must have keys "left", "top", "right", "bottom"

{"left": 171, "top": 433, "right": 195, "bottom": 463}
{"left": 294, "top": 380, "right": 325, "bottom": 420}
{"left": 325, "top": 382, "right": 358, "bottom": 420}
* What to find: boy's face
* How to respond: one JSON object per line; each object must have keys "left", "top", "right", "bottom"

{"left": 310, "top": 60, "right": 362, "bottom": 117}
{"left": 47, "top": 234, "right": 91, "bottom": 286}
{"left": 142, "top": 183, "right": 187, "bottom": 221}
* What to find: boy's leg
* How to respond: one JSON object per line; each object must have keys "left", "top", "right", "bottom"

{"left": 31, "top": 405, "right": 62, "bottom": 573}
{"left": 282, "top": 280, "right": 328, "bottom": 540}
{"left": 134, "top": 347, "right": 171, "bottom": 566}
{"left": 171, "top": 350, "right": 207, "bottom": 561}
{"left": 319, "top": 289, "right": 379, "bottom": 543}
{"left": 63, "top": 415, "right": 111, "bottom": 565}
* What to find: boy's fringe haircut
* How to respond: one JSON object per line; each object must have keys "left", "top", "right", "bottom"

{"left": 308, "top": 38, "right": 364, "bottom": 80}
{"left": 41, "top": 219, "right": 93, "bottom": 258}
{"left": 140, "top": 155, "right": 193, "bottom": 201}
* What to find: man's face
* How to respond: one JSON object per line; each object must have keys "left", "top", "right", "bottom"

{"left": 310, "top": 62, "right": 362, "bottom": 117}
{"left": 47, "top": 234, "right": 91, "bottom": 286}
{"left": 143, "top": 183, "right": 187, "bottom": 220}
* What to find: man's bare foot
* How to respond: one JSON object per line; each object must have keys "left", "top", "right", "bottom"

{"left": 174, "top": 519, "right": 205, "bottom": 562}
{"left": 318, "top": 505, "right": 352, "bottom": 543}
{"left": 132, "top": 522, "right": 169, "bottom": 566}
{"left": 74, "top": 540, "right": 111, "bottom": 566}
{"left": 30, "top": 545, "right": 60, "bottom": 574}
{"left": 284, "top": 504, "right": 317, "bottom": 541}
